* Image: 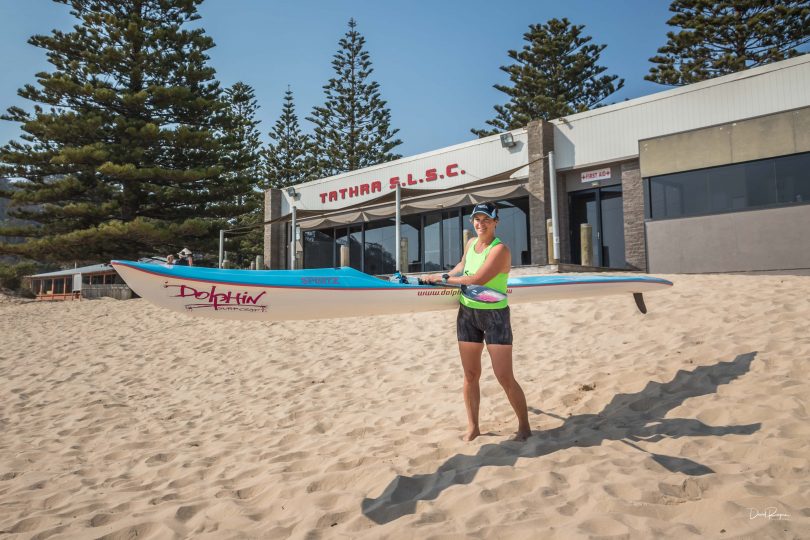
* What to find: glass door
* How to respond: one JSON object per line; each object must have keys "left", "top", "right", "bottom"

{"left": 569, "top": 186, "right": 625, "bottom": 268}
{"left": 569, "top": 190, "right": 599, "bottom": 265}
{"left": 599, "top": 185, "right": 626, "bottom": 268}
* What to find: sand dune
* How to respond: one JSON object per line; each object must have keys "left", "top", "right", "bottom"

{"left": 0, "top": 273, "right": 808, "bottom": 539}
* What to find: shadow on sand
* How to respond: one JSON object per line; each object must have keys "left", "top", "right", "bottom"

{"left": 362, "top": 352, "right": 760, "bottom": 524}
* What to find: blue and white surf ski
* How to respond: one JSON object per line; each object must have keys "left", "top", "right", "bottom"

{"left": 111, "top": 260, "right": 672, "bottom": 321}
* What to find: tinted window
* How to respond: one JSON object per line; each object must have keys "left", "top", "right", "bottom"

{"left": 649, "top": 153, "right": 809, "bottom": 219}
{"left": 349, "top": 226, "right": 363, "bottom": 271}
{"left": 300, "top": 196, "right": 531, "bottom": 273}
{"left": 495, "top": 198, "right": 531, "bottom": 266}
{"left": 364, "top": 219, "right": 396, "bottom": 275}
{"left": 650, "top": 170, "right": 708, "bottom": 218}
{"left": 303, "top": 229, "right": 334, "bottom": 269}
{"left": 401, "top": 214, "right": 421, "bottom": 273}
{"left": 776, "top": 152, "right": 810, "bottom": 204}
{"left": 423, "top": 213, "right": 442, "bottom": 272}
{"left": 441, "top": 210, "right": 462, "bottom": 270}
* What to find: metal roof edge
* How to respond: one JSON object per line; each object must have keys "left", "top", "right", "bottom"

{"left": 551, "top": 54, "right": 810, "bottom": 126}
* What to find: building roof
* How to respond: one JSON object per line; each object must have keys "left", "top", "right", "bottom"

{"left": 550, "top": 54, "right": 810, "bottom": 170}
{"left": 30, "top": 263, "right": 116, "bottom": 278}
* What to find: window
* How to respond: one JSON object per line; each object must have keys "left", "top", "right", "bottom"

{"left": 776, "top": 153, "right": 810, "bottom": 204}
{"left": 423, "top": 213, "right": 442, "bottom": 272}
{"left": 401, "top": 214, "right": 421, "bottom": 273}
{"left": 299, "top": 196, "right": 531, "bottom": 274}
{"left": 349, "top": 226, "right": 363, "bottom": 271}
{"left": 441, "top": 210, "right": 462, "bottom": 271}
{"left": 649, "top": 152, "right": 810, "bottom": 219}
{"left": 303, "top": 229, "right": 335, "bottom": 268}
{"left": 364, "top": 219, "right": 396, "bottom": 275}
{"left": 494, "top": 198, "right": 531, "bottom": 266}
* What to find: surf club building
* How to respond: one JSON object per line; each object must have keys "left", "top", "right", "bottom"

{"left": 263, "top": 55, "right": 810, "bottom": 275}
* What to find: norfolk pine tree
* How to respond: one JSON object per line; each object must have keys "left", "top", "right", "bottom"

{"left": 307, "top": 18, "right": 402, "bottom": 178}
{"left": 232, "top": 88, "right": 312, "bottom": 267}
{"left": 647, "top": 0, "right": 810, "bottom": 85}
{"left": 0, "top": 0, "right": 251, "bottom": 263}
{"left": 220, "top": 81, "right": 263, "bottom": 208}
{"left": 220, "top": 81, "right": 265, "bottom": 267}
{"left": 265, "top": 87, "right": 312, "bottom": 190}
{"left": 473, "top": 18, "right": 624, "bottom": 137}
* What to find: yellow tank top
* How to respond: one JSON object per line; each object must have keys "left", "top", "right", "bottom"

{"left": 459, "top": 237, "right": 509, "bottom": 310}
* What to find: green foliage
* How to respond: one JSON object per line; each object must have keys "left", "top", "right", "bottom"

{"left": 0, "top": 217, "right": 217, "bottom": 264}
{"left": 0, "top": 261, "right": 44, "bottom": 292}
{"left": 647, "top": 0, "right": 810, "bottom": 85}
{"left": 306, "top": 18, "right": 402, "bottom": 178}
{"left": 265, "top": 87, "right": 313, "bottom": 190}
{"left": 0, "top": 0, "right": 254, "bottom": 263}
{"left": 474, "top": 18, "right": 624, "bottom": 137}
{"left": 224, "top": 213, "right": 265, "bottom": 269}
{"left": 218, "top": 81, "right": 265, "bottom": 264}
{"left": 221, "top": 81, "right": 263, "bottom": 202}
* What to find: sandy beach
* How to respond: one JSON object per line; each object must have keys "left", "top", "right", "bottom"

{"left": 0, "top": 273, "right": 808, "bottom": 539}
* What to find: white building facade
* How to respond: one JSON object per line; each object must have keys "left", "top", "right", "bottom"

{"left": 264, "top": 55, "right": 810, "bottom": 274}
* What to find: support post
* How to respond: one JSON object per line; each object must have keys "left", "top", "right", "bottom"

{"left": 581, "top": 223, "right": 593, "bottom": 267}
{"left": 395, "top": 183, "right": 401, "bottom": 273}
{"left": 546, "top": 219, "right": 558, "bottom": 264}
{"left": 218, "top": 229, "right": 224, "bottom": 269}
{"left": 399, "top": 237, "right": 408, "bottom": 273}
{"left": 548, "top": 151, "right": 560, "bottom": 261}
{"left": 290, "top": 205, "right": 297, "bottom": 270}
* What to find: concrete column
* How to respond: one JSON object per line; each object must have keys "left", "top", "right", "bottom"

{"left": 399, "top": 238, "right": 408, "bottom": 273}
{"left": 580, "top": 223, "right": 593, "bottom": 267}
{"left": 621, "top": 161, "right": 647, "bottom": 271}
{"left": 526, "top": 120, "right": 556, "bottom": 265}
{"left": 546, "top": 219, "right": 558, "bottom": 264}
{"left": 264, "top": 188, "right": 286, "bottom": 269}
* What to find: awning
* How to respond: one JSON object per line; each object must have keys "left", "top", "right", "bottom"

{"left": 296, "top": 176, "right": 529, "bottom": 230}
{"left": 255, "top": 162, "right": 533, "bottom": 233}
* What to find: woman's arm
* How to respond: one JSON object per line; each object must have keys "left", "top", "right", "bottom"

{"left": 423, "top": 238, "right": 473, "bottom": 283}
{"left": 424, "top": 241, "right": 510, "bottom": 286}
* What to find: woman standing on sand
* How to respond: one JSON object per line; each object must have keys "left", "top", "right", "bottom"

{"left": 425, "top": 202, "right": 531, "bottom": 442}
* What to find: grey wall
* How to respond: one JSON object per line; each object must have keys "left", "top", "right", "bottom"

{"left": 646, "top": 204, "right": 810, "bottom": 273}
{"left": 640, "top": 106, "right": 810, "bottom": 178}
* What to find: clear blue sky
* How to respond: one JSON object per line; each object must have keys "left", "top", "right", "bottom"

{"left": 0, "top": 0, "right": 675, "bottom": 157}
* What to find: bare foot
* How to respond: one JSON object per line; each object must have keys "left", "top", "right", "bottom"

{"left": 463, "top": 427, "right": 481, "bottom": 441}
{"left": 509, "top": 430, "right": 531, "bottom": 442}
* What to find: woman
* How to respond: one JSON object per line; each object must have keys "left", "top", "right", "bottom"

{"left": 426, "top": 202, "right": 531, "bottom": 442}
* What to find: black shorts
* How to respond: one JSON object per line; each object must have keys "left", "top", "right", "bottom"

{"left": 456, "top": 304, "right": 513, "bottom": 345}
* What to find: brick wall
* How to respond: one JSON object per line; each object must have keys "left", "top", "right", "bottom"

{"left": 263, "top": 189, "right": 286, "bottom": 269}
{"left": 621, "top": 161, "right": 647, "bottom": 271}
{"left": 526, "top": 120, "right": 556, "bottom": 265}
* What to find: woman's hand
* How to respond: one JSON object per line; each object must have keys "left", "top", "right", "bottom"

{"left": 423, "top": 273, "right": 443, "bottom": 284}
